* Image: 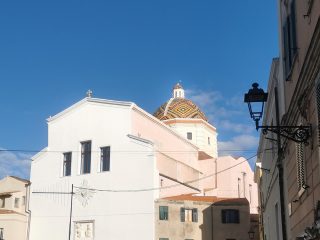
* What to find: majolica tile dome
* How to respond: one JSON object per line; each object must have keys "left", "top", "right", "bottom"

{"left": 154, "top": 83, "right": 208, "bottom": 121}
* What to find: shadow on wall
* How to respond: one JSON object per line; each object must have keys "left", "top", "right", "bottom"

{"left": 200, "top": 205, "right": 213, "bottom": 240}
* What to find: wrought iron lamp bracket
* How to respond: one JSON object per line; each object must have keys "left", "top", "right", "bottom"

{"left": 258, "top": 125, "right": 312, "bottom": 144}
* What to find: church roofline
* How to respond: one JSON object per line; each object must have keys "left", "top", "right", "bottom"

{"left": 131, "top": 105, "right": 200, "bottom": 150}
{"left": 47, "top": 97, "right": 134, "bottom": 123}
{"left": 43, "top": 95, "right": 198, "bottom": 151}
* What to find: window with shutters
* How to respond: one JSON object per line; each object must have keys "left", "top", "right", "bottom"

{"left": 296, "top": 142, "right": 306, "bottom": 193}
{"left": 282, "top": 0, "right": 297, "bottom": 79}
{"left": 180, "top": 208, "right": 198, "bottom": 222}
{"left": 81, "top": 141, "right": 92, "bottom": 174}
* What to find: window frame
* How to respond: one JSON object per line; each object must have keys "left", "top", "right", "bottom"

{"left": 180, "top": 207, "right": 198, "bottom": 222}
{"left": 221, "top": 209, "right": 240, "bottom": 224}
{"left": 63, "top": 152, "right": 72, "bottom": 176}
{"left": 282, "top": 0, "right": 297, "bottom": 79}
{"left": 100, "top": 146, "right": 111, "bottom": 172}
{"left": 187, "top": 132, "right": 192, "bottom": 140}
{"left": 159, "top": 206, "right": 169, "bottom": 220}
{"left": 14, "top": 197, "right": 20, "bottom": 208}
{"left": 0, "top": 197, "right": 5, "bottom": 208}
{"left": 81, "top": 141, "right": 92, "bottom": 174}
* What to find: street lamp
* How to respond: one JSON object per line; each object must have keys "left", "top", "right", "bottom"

{"left": 248, "top": 229, "right": 255, "bottom": 240}
{"left": 244, "top": 83, "right": 311, "bottom": 144}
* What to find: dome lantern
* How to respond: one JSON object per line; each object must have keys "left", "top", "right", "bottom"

{"left": 154, "top": 83, "right": 207, "bottom": 121}
{"left": 173, "top": 83, "right": 185, "bottom": 99}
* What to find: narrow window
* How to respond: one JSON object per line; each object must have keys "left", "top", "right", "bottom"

{"left": 208, "top": 137, "right": 211, "bottom": 145}
{"left": 63, "top": 152, "right": 72, "bottom": 176}
{"left": 100, "top": 146, "right": 111, "bottom": 172}
{"left": 22, "top": 196, "right": 26, "bottom": 206}
{"left": 180, "top": 207, "right": 185, "bottom": 222}
{"left": 14, "top": 198, "right": 20, "bottom": 208}
{"left": 187, "top": 132, "right": 192, "bottom": 140}
{"left": 0, "top": 197, "right": 5, "bottom": 208}
{"left": 283, "top": 0, "right": 297, "bottom": 78}
{"left": 81, "top": 141, "right": 92, "bottom": 174}
{"left": 159, "top": 238, "right": 169, "bottom": 240}
{"left": 221, "top": 209, "right": 240, "bottom": 224}
{"left": 159, "top": 206, "right": 169, "bottom": 220}
{"left": 192, "top": 208, "right": 198, "bottom": 222}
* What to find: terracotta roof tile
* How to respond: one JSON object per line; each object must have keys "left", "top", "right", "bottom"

{"left": 0, "top": 209, "right": 26, "bottom": 216}
{"left": 162, "top": 194, "right": 247, "bottom": 204}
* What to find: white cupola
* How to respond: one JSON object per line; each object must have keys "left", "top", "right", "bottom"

{"left": 172, "top": 83, "right": 185, "bottom": 98}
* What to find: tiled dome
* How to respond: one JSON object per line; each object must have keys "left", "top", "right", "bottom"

{"left": 153, "top": 84, "right": 208, "bottom": 121}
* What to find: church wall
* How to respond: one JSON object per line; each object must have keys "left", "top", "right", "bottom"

{"left": 131, "top": 107, "right": 202, "bottom": 196}
{"left": 166, "top": 120, "right": 218, "bottom": 158}
{"left": 29, "top": 100, "right": 157, "bottom": 240}
{"left": 216, "top": 156, "right": 259, "bottom": 213}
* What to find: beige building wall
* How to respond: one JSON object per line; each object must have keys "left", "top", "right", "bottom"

{"left": 0, "top": 176, "right": 29, "bottom": 240}
{"left": 275, "top": 0, "right": 320, "bottom": 239}
{"left": 212, "top": 200, "right": 251, "bottom": 240}
{"left": 155, "top": 196, "right": 257, "bottom": 240}
{"left": 155, "top": 198, "right": 212, "bottom": 240}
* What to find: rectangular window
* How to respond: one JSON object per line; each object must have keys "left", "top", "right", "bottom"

{"left": 221, "top": 209, "right": 240, "bottom": 224}
{"left": 14, "top": 198, "right": 20, "bottom": 208}
{"left": 22, "top": 196, "right": 26, "bottom": 206}
{"left": 159, "top": 238, "right": 169, "bottom": 240}
{"left": 0, "top": 197, "right": 5, "bottom": 208}
{"left": 63, "top": 152, "right": 72, "bottom": 176}
{"left": 100, "top": 146, "right": 110, "bottom": 172}
{"left": 81, "top": 141, "right": 92, "bottom": 174}
{"left": 283, "top": 0, "right": 297, "bottom": 78}
{"left": 159, "top": 206, "right": 169, "bottom": 220}
{"left": 187, "top": 132, "right": 192, "bottom": 140}
{"left": 180, "top": 208, "right": 198, "bottom": 222}
{"left": 208, "top": 137, "right": 211, "bottom": 145}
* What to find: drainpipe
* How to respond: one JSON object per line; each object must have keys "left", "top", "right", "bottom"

{"left": 275, "top": 87, "right": 287, "bottom": 240}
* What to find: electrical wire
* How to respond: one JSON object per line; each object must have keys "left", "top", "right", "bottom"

{"left": 32, "top": 153, "right": 257, "bottom": 194}
{"left": 0, "top": 149, "right": 258, "bottom": 153}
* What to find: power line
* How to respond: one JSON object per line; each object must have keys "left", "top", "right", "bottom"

{"left": 33, "top": 153, "right": 257, "bottom": 194}
{"left": 0, "top": 148, "right": 258, "bottom": 154}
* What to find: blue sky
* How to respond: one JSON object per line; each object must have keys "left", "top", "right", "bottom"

{"left": 0, "top": 1, "right": 278, "bottom": 179}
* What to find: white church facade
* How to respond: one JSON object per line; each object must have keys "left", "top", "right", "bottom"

{"left": 29, "top": 84, "right": 258, "bottom": 240}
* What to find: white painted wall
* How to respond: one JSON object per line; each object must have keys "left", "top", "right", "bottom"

{"left": 164, "top": 119, "right": 218, "bottom": 158}
{"left": 29, "top": 99, "right": 157, "bottom": 240}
